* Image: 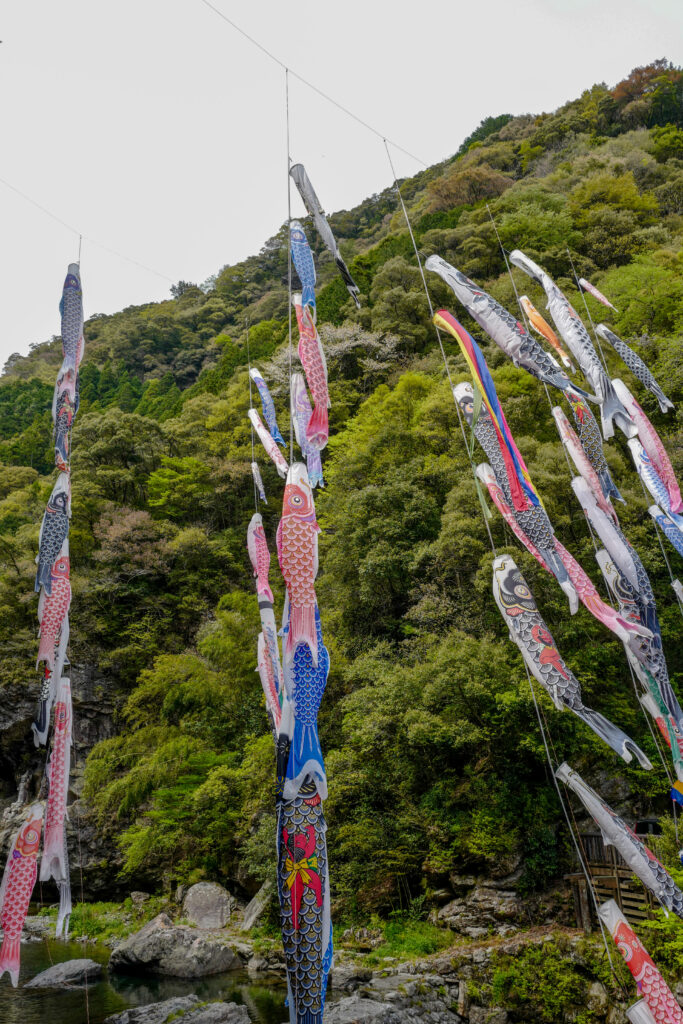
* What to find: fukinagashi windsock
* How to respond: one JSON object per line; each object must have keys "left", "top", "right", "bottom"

{"left": 248, "top": 512, "right": 274, "bottom": 604}
{"left": 427, "top": 259, "right": 578, "bottom": 394}
{"left": 290, "top": 221, "right": 317, "bottom": 317}
{"left": 453, "top": 378, "right": 578, "bottom": 612}
{"left": 294, "top": 295, "right": 330, "bottom": 451}
{"left": 291, "top": 372, "right": 324, "bottom": 489}
{"left": 493, "top": 556, "right": 651, "bottom": 766}
{"left": 509, "top": 249, "right": 636, "bottom": 440}
{"left": 248, "top": 408, "right": 289, "bottom": 478}
{"left": 40, "top": 675, "right": 72, "bottom": 891}
{"left": 552, "top": 407, "right": 617, "bottom": 521}
{"left": 59, "top": 263, "right": 84, "bottom": 374}
{"left": 579, "top": 277, "right": 618, "bottom": 312}
{"left": 276, "top": 463, "right": 320, "bottom": 666}
{"left": 0, "top": 803, "right": 43, "bottom": 986}
{"left": 35, "top": 472, "right": 71, "bottom": 594}
{"left": 519, "top": 294, "right": 574, "bottom": 371}
{"left": 251, "top": 461, "right": 267, "bottom": 504}
{"left": 36, "top": 550, "right": 71, "bottom": 671}
{"left": 476, "top": 463, "right": 553, "bottom": 570}
{"left": 648, "top": 506, "right": 683, "bottom": 559}
{"left": 471, "top": 445, "right": 651, "bottom": 654}
{"left": 290, "top": 162, "right": 360, "bottom": 308}
{"left": 597, "top": 326, "right": 673, "bottom": 414}
{"left": 558, "top": 765, "right": 682, "bottom": 915}
{"left": 598, "top": 900, "right": 683, "bottom": 1023}
{"left": 250, "top": 368, "right": 286, "bottom": 448}
{"left": 282, "top": 604, "right": 329, "bottom": 799}
{"left": 441, "top": 316, "right": 542, "bottom": 512}
{"left": 614, "top": 379, "right": 682, "bottom": 514}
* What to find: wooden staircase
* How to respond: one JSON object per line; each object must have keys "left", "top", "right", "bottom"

{"left": 566, "top": 831, "right": 661, "bottom": 932}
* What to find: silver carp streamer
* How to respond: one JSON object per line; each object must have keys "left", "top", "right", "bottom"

{"left": 290, "top": 163, "right": 360, "bottom": 309}
{"left": 509, "top": 249, "right": 635, "bottom": 440}
{"left": 426, "top": 255, "right": 577, "bottom": 395}
{"left": 558, "top": 764, "right": 683, "bottom": 917}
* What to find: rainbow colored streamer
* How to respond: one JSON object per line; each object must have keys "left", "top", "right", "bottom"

{"left": 435, "top": 309, "right": 540, "bottom": 511}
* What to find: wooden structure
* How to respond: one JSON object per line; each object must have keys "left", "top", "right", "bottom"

{"left": 566, "top": 831, "right": 662, "bottom": 933}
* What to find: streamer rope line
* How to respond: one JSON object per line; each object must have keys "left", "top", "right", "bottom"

{"left": 0, "top": 174, "right": 174, "bottom": 284}
{"left": 523, "top": 660, "right": 627, "bottom": 992}
{"left": 286, "top": 70, "right": 294, "bottom": 458}
{"left": 383, "top": 139, "right": 498, "bottom": 557}
{"left": 565, "top": 247, "right": 611, "bottom": 375}
{"left": 485, "top": 205, "right": 532, "bottom": 336}
{"left": 195, "top": 0, "right": 427, "bottom": 170}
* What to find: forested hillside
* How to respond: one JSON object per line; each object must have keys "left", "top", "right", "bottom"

{"left": 1, "top": 58, "right": 682, "bottom": 918}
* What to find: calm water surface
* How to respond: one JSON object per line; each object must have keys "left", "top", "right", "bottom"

{"left": 0, "top": 939, "right": 288, "bottom": 1024}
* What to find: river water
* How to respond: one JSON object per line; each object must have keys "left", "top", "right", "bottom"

{"left": 1, "top": 939, "right": 288, "bottom": 1024}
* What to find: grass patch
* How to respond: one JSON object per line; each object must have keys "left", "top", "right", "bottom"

{"left": 362, "top": 917, "right": 455, "bottom": 965}
{"left": 37, "top": 896, "right": 170, "bottom": 943}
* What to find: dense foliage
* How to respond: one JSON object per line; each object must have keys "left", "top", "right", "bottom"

{"left": 1, "top": 60, "right": 682, "bottom": 916}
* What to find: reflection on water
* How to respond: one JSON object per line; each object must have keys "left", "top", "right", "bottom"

{"left": 0, "top": 939, "right": 287, "bottom": 1024}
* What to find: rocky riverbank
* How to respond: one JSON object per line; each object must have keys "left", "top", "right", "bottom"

{"left": 19, "top": 879, "right": 660, "bottom": 1023}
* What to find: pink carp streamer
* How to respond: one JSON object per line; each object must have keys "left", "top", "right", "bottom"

{"left": 599, "top": 900, "right": 683, "bottom": 1023}
{"left": 579, "top": 276, "right": 618, "bottom": 311}
{"left": 294, "top": 297, "right": 330, "bottom": 451}
{"left": 277, "top": 464, "right": 320, "bottom": 665}
{"left": 0, "top": 805, "right": 43, "bottom": 986}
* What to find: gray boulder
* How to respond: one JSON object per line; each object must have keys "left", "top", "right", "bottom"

{"left": 182, "top": 1005, "right": 249, "bottom": 1024}
{"left": 437, "top": 885, "right": 523, "bottom": 935}
{"left": 109, "top": 913, "right": 241, "bottom": 978}
{"left": 183, "top": 882, "right": 232, "bottom": 929}
{"left": 329, "top": 962, "right": 374, "bottom": 991}
{"left": 104, "top": 996, "right": 199, "bottom": 1023}
{"left": 239, "top": 879, "right": 272, "bottom": 932}
{"left": 104, "top": 996, "right": 249, "bottom": 1024}
{"left": 25, "top": 958, "right": 102, "bottom": 988}
{"left": 325, "top": 995, "right": 402, "bottom": 1023}
{"left": 324, "top": 993, "right": 462, "bottom": 1024}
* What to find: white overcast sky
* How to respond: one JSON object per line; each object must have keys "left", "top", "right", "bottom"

{"left": 0, "top": 0, "right": 681, "bottom": 368}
